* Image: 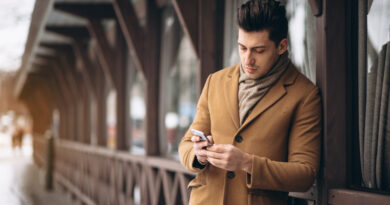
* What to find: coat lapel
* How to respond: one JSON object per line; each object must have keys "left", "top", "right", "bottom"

{"left": 224, "top": 64, "right": 240, "bottom": 129}
{"left": 240, "top": 63, "right": 298, "bottom": 130}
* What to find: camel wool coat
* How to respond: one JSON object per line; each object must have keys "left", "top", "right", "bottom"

{"left": 179, "top": 62, "right": 322, "bottom": 205}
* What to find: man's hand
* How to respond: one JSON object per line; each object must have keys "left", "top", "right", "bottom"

{"left": 191, "top": 135, "right": 214, "bottom": 165}
{"left": 205, "top": 144, "right": 253, "bottom": 173}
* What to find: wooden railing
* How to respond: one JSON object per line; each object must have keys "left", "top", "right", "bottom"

{"left": 53, "top": 139, "right": 195, "bottom": 205}
{"left": 32, "top": 136, "right": 318, "bottom": 204}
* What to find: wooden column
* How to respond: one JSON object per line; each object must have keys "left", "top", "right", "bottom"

{"left": 46, "top": 74, "right": 67, "bottom": 139}
{"left": 198, "top": 0, "right": 224, "bottom": 91}
{"left": 96, "top": 62, "right": 108, "bottom": 147}
{"left": 33, "top": 83, "right": 54, "bottom": 133}
{"left": 113, "top": 0, "right": 147, "bottom": 151}
{"left": 21, "top": 79, "right": 53, "bottom": 134}
{"left": 114, "top": 26, "right": 129, "bottom": 151}
{"left": 51, "top": 62, "right": 77, "bottom": 141}
{"left": 73, "top": 40, "right": 98, "bottom": 144}
{"left": 144, "top": 0, "right": 162, "bottom": 156}
{"left": 87, "top": 19, "right": 116, "bottom": 88}
{"left": 114, "top": 0, "right": 162, "bottom": 154}
{"left": 73, "top": 39, "right": 97, "bottom": 97}
{"left": 58, "top": 54, "right": 84, "bottom": 142}
{"left": 82, "top": 86, "right": 91, "bottom": 144}
{"left": 112, "top": 0, "right": 146, "bottom": 75}
{"left": 42, "top": 61, "right": 73, "bottom": 140}
{"left": 173, "top": 0, "right": 224, "bottom": 92}
{"left": 56, "top": 51, "right": 83, "bottom": 142}
{"left": 316, "top": 0, "right": 350, "bottom": 204}
{"left": 22, "top": 95, "right": 40, "bottom": 133}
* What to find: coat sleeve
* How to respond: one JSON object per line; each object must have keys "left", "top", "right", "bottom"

{"left": 179, "top": 75, "right": 212, "bottom": 173}
{"left": 247, "top": 87, "right": 322, "bottom": 192}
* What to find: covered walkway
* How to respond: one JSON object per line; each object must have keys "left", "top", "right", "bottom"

{"left": 0, "top": 133, "right": 72, "bottom": 205}
{"left": 0, "top": 0, "right": 389, "bottom": 204}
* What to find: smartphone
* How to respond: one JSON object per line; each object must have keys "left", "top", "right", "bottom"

{"left": 191, "top": 129, "right": 210, "bottom": 144}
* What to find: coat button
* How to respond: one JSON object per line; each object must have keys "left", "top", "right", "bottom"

{"left": 234, "top": 135, "right": 243, "bottom": 143}
{"left": 227, "top": 171, "right": 235, "bottom": 179}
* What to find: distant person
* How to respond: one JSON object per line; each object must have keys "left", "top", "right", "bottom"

{"left": 12, "top": 126, "right": 24, "bottom": 150}
{"left": 179, "top": 1, "right": 322, "bottom": 204}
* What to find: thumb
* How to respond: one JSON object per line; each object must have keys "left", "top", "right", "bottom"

{"left": 207, "top": 135, "right": 214, "bottom": 145}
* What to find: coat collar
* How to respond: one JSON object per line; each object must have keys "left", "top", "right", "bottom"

{"left": 223, "top": 62, "right": 299, "bottom": 131}
{"left": 224, "top": 63, "right": 241, "bottom": 129}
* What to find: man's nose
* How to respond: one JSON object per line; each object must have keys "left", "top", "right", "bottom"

{"left": 245, "top": 52, "right": 255, "bottom": 65}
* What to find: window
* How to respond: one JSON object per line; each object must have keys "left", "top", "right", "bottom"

{"left": 285, "top": 0, "right": 316, "bottom": 83}
{"left": 223, "top": 0, "right": 246, "bottom": 67}
{"left": 129, "top": 68, "right": 146, "bottom": 155}
{"left": 159, "top": 6, "right": 199, "bottom": 158}
{"left": 106, "top": 89, "right": 117, "bottom": 149}
{"left": 358, "top": 0, "right": 390, "bottom": 192}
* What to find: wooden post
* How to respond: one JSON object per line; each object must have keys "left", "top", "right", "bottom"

{"left": 198, "top": 0, "right": 224, "bottom": 92}
{"left": 96, "top": 63, "right": 107, "bottom": 147}
{"left": 114, "top": 26, "right": 129, "bottom": 151}
{"left": 45, "top": 130, "right": 54, "bottom": 191}
{"left": 172, "top": 0, "right": 224, "bottom": 92}
{"left": 316, "top": 0, "right": 349, "bottom": 204}
{"left": 112, "top": 0, "right": 146, "bottom": 75}
{"left": 144, "top": 0, "right": 162, "bottom": 156}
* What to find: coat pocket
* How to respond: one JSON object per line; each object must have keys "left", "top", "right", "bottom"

{"left": 187, "top": 173, "right": 207, "bottom": 189}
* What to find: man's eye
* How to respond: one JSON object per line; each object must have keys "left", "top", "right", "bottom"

{"left": 240, "top": 47, "right": 247, "bottom": 51}
{"left": 255, "top": 49, "right": 264, "bottom": 53}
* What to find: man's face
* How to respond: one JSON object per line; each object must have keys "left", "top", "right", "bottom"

{"left": 238, "top": 28, "right": 287, "bottom": 79}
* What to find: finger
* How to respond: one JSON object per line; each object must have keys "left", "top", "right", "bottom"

{"left": 207, "top": 157, "right": 228, "bottom": 170}
{"left": 207, "top": 135, "right": 214, "bottom": 145}
{"left": 207, "top": 144, "right": 227, "bottom": 153}
{"left": 191, "top": 136, "right": 200, "bottom": 142}
{"left": 194, "top": 141, "right": 209, "bottom": 150}
{"left": 205, "top": 150, "right": 225, "bottom": 160}
{"left": 194, "top": 149, "right": 207, "bottom": 157}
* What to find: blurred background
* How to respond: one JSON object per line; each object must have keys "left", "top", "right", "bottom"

{"left": 1, "top": 0, "right": 389, "bottom": 205}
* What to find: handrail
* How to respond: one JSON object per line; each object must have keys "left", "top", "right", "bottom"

{"left": 52, "top": 138, "right": 194, "bottom": 205}
{"left": 57, "top": 139, "right": 193, "bottom": 174}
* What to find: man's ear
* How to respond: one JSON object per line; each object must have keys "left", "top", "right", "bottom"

{"left": 277, "top": 38, "right": 288, "bottom": 55}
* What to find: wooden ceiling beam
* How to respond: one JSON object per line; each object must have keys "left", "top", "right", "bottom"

{"left": 45, "top": 25, "right": 90, "bottom": 40}
{"left": 87, "top": 19, "right": 116, "bottom": 89}
{"left": 39, "top": 43, "right": 82, "bottom": 96}
{"left": 41, "top": 30, "right": 97, "bottom": 98}
{"left": 72, "top": 40, "right": 97, "bottom": 98}
{"left": 52, "top": 2, "right": 119, "bottom": 90}
{"left": 54, "top": 2, "right": 116, "bottom": 19}
{"left": 43, "top": 60, "right": 73, "bottom": 106}
{"left": 34, "top": 54, "right": 78, "bottom": 101}
{"left": 46, "top": 71, "right": 66, "bottom": 109}
{"left": 39, "top": 42, "right": 73, "bottom": 54}
{"left": 57, "top": 56, "right": 80, "bottom": 101}
{"left": 112, "top": 0, "right": 146, "bottom": 76}
{"left": 156, "top": 0, "right": 170, "bottom": 7}
{"left": 172, "top": 0, "right": 199, "bottom": 57}
{"left": 32, "top": 70, "right": 63, "bottom": 110}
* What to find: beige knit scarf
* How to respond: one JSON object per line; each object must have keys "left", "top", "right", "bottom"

{"left": 238, "top": 52, "right": 290, "bottom": 125}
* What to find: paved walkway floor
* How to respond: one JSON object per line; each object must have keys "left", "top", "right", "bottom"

{"left": 0, "top": 133, "right": 73, "bottom": 205}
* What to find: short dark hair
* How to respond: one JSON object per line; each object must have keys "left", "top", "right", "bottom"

{"left": 237, "top": 0, "right": 288, "bottom": 46}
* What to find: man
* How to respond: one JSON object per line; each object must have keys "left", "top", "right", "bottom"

{"left": 179, "top": 1, "right": 321, "bottom": 204}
